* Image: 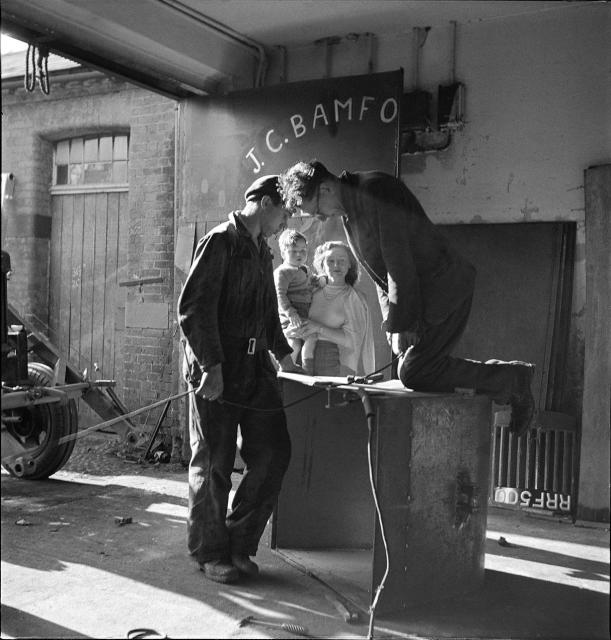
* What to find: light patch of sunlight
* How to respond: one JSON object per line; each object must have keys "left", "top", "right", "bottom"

{"left": 277, "top": 599, "right": 337, "bottom": 619}
{"left": 487, "top": 529, "right": 610, "bottom": 562}
{"left": 53, "top": 470, "right": 188, "bottom": 498}
{"left": 1, "top": 559, "right": 236, "bottom": 637}
{"left": 145, "top": 502, "right": 187, "bottom": 518}
{"left": 1, "top": 35, "right": 28, "bottom": 54}
{"left": 228, "top": 590, "right": 335, "bottom": 619}
{"left": 53, "top": 471, "right": 239, "bottom": 506}
{"left": 485, "top": 554, "right": 609, "bottom": 594}
{"left": 221, "top": 592, "right": 291, "bottom": 620}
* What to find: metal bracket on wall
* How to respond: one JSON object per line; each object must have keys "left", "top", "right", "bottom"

{"left": 118, "top": 277, "right": 164, "bottom": 287}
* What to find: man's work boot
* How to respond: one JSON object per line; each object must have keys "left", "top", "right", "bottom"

{"left": 231, "top": 553, "right": 259, "bottom": 577}
{"left": 509, "top": 363, "right": 536, "bottom": 438}
{"left": 200, "top": 559, "right": 239, "bottom": 584}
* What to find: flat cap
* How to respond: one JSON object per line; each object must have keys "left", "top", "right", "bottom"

{"left": 244, "top": 174, "right": 280, "bottom": 202}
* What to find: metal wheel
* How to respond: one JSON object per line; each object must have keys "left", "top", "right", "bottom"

{"left": 2, "top": 363, "right": 78, "bottom": 479}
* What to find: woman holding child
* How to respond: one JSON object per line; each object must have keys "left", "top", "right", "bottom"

{"left": 298, "top": 240, "right": 375, "bottom": 377}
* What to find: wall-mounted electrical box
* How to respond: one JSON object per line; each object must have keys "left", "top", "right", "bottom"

{"left": 401, "top": 90, "right": 432, "bottom": 131}
{"left": 438, "top": 82, "right": 465, "bottom": 130}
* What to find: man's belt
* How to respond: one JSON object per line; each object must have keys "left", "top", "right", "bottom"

{"left": 221, "top": 335, "right": 268, "bottom": 354}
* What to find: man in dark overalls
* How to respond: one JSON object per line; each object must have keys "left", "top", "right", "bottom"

{"left": 279, "top": 160, "right": 535, "bottom": 436}
{"left": 178, "top": 175, "right": 301, "bottom": 583}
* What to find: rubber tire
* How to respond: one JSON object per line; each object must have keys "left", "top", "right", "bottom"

{"left": 2, "top": 363, "right": 79, "bottom": 479}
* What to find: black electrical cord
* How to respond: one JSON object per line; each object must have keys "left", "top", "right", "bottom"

{"left": 359, "top": 392, "right": 390, "bottom": 640}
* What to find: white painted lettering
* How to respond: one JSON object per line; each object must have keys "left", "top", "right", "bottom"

{"left": 505, "top": 488, "right": 519, "bottom": 505}
{"left": 359, "top": 96, "right": 375, "bottom": 120}
{"left": 245, "top": 147, "right": 262, "bottom": 174}
{"left": 380, "top": 97, "right": 398, "bottom": 123}
{"left": 532, "top": 493, "right": 545, "bottom": 508}
{"left": 312, "top": 103, "right": 329, "bottom": 128}
{"left": 265, "top": 129, "right": 283, "bottom": 153}
{"left": 520, "top": 490, "right": 532, "bottom": 506}
{"left": 290, "top": 114, "right": 307, "bottom": 138}
{"left": 334, "top": 98, "right": 353, "bottom": 122}
{"left": 545, "top": 494, "right": 559, "bottom": 510}
{"left": 559, "top": 495, "right": 571, "bottom": 511}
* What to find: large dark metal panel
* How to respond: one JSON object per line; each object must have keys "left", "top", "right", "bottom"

{"left": 178, "top": 70, "right": 402, "bottom": 370}
{"left": 275, "top": 382, "right": 375, "bottom": 548}
{"left": 438, "top": 222, "right": 569, "bottom": 410}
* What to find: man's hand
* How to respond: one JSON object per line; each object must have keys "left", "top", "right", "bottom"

{"left": 387, "top": 331, "right": 420, "bottom": 356}
{"left": 277, "top": 354, "right": 303, "bottom": 373}
{"left": 195, "top": 363, "right": 223, "bottom": 401}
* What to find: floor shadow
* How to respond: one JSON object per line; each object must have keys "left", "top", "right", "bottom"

{"left": 1, "top": 604, "right": 92, "bottom": 639}
{"left": 2, "top": 473, "right": 609, "bottom": 640}
{"left": 379, "top": 569, "right": 610, "bottom": 639}
{"left": 0, "top": 473, "right": 338, "bottom": 638}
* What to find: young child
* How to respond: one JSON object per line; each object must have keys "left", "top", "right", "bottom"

{"left": 274, "top": 229, "right": 322, "bottom": 373}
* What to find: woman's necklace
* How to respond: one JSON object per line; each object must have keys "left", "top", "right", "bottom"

{"left": 322, "top": 284, "right": 349, "bottom": 300}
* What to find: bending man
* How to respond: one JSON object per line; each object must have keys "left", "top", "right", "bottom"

{"left": 279, "top": 160, "right": 535, "bottom": 436}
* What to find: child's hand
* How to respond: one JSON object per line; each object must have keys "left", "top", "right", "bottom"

{"left": 287, "top": 307, "right": 303, "bottom": 328}
{"left": 311, "top": 274, "right": 327, "bottom": 288}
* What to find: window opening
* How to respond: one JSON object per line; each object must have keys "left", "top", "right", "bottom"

{"left": 53, "top": 134, "right": 129, "bottom": 188}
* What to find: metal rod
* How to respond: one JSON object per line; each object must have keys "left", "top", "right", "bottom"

{"left": 553, "top": 430, "right": 561, "bottom": 492}
{"left": 451, "top": 20, "right": 457, "bottom": 84}
{"left": 525, "top": 430, "right": 532, "bottom": 489}
{"left": 1, "top": 382, "right": 91, "bottom": 410}
{"left": 562, "top": 431, "right": 570, "bottom": 494}
{"left": 57, "top": 389, "right": 193, "bottom": 445}
{"left": 498, "top": 427, "right": 506, "bottom": 486}
{"left": 490, "top": 417, "right": 499, "bottom": 495}
{"left": 544, "top": 431, "right": 551, "bottom": 490}
{"left": 413, "top": 27, "right": 420, "bottom": 88}
{"left": 516, "top": 432, "right": 523, "bottom": 488}
{"left": 534, "top": 431, "right": 541, "bottom": 489}
{"left": 142, "top": 400, "right": 172, "bottom": 461}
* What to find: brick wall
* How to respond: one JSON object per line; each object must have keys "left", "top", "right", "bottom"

{"left": 124, "top": 92, "right": 178, "bottom": 429}
{"left": 1, "top": 71, "right": 179, "bottom": 441}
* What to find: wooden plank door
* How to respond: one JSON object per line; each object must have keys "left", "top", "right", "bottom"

{"left": 49, "top": 191, "right": 128, "bottom": 426}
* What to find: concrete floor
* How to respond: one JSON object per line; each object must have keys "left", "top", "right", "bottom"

{"left": 1, "top": 441, "right": 609, "bottom": 640}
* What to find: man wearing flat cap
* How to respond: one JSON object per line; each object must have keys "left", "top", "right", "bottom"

{"left": 178, "top": 175, "right": 300, "bottom": 583}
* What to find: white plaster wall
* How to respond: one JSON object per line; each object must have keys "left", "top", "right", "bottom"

{"left": 272, "top": 3, "right": 609, "bottom": 225}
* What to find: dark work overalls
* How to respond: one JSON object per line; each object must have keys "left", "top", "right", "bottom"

{"left": 177, "top": 212, "right": 292, "bottom": 564}
{"left": 339, "top": 171, "right": 526, "bottom": 404}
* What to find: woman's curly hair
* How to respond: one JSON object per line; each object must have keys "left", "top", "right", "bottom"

{"left": 278, "top": 159, "right": 333, "bottom": 213}
{"left": 313, "top": 241, "right": 359, "bottom": 287}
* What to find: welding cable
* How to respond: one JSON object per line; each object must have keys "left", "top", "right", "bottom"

{"left": 359, "top": 390, "right": 390, "bottom": 640}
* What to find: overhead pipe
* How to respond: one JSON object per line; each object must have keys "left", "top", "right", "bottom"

{"left": 158, "top": 0, "right": 269, "bottom": 87}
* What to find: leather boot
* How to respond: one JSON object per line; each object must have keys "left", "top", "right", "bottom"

{"left": 231, "top": 554, "right": 259, "bottom": 577}
{"left": 200, "top": 559, "right": 239, "bottom": 583}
